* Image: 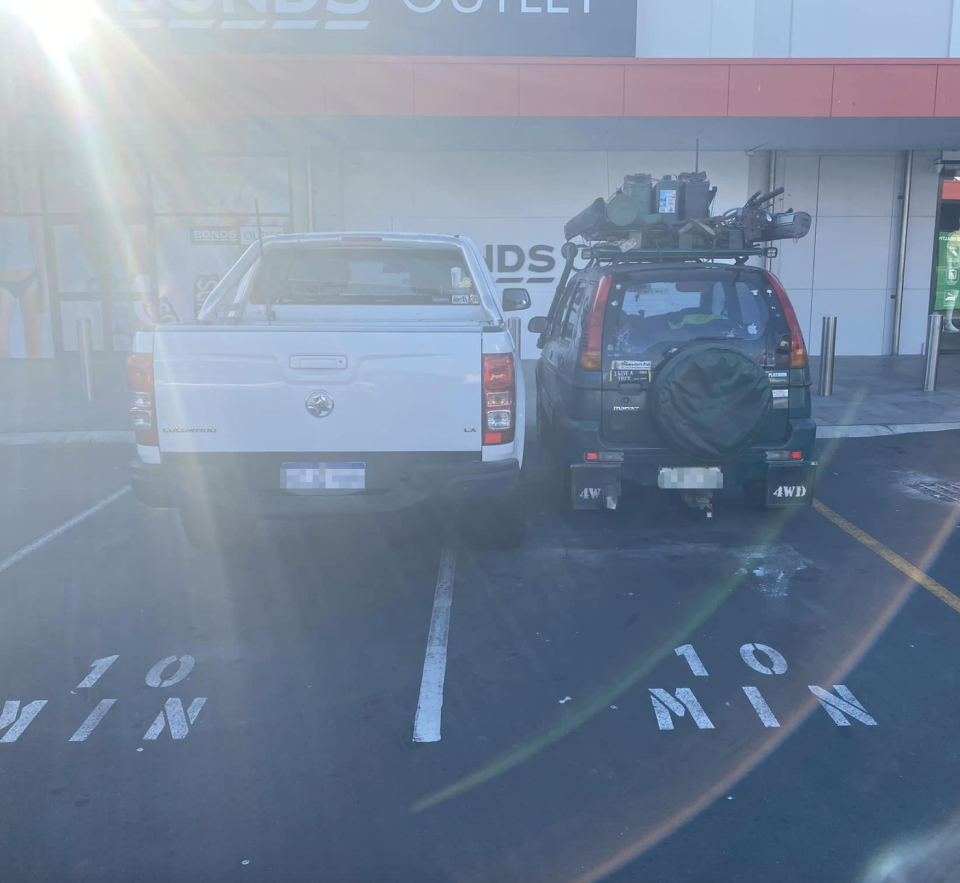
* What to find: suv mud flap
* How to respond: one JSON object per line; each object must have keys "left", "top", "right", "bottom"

{"left": 766, "top": 462, "right": 818, "bottom": 507}
{"left": 571, "top": 464, "right": 622, "bottom": 510}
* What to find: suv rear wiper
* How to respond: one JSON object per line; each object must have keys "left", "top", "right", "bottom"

{"left": 691, "top": 334, "right": 744, "bottom": 341}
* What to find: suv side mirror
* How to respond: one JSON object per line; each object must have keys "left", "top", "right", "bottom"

{"left": 527, "top": 316, "right": 548, "bottom": 334}
{"left": 502, "top": 288, "right": 531, "bottom": 312}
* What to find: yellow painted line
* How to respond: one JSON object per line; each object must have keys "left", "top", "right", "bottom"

{"left": 813, "top": 499, "right": 960, "bottom": 615}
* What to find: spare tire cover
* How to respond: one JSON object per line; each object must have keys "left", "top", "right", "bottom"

{"left": 652, "top": 342, "right": 772, "bottom": 461}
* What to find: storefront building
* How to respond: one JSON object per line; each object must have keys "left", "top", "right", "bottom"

{"left": 5, "top": 0, "right": 960, "bottom": 366}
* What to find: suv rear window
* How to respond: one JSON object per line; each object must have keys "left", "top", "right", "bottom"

{"left": 609, "top": 267, "right": 779, "bottom": 355}
{"left": 253, "top": 246, "right": 476, "bottom": 307}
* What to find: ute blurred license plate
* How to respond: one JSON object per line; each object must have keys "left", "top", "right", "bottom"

{"left": 658, "top": 467, "right": 723, "bottom": 490}
{"left": 283, "top": 462, "right": 366, "bottom": 496}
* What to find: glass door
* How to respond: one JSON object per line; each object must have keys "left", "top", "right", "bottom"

{"left": 931, "top": 174, "right": 960, "bottom": 352}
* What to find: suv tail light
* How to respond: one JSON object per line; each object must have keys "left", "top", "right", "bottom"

{"left": 766, "top": 272, "right": 808, "bottom": 368}
{"left": 126, "top": 353, "right": 158, "bottom": 446}
{"left": 483, "top": 353, "right": 515, "bottom": 445}
{"left": 580, "top": 274, "right": 613, "bottom": 371}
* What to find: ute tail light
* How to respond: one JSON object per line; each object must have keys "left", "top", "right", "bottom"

{"left": 483, "top": 353, "right": 515, "bottom": 446}
{"left": 126, "top": 353, "right": 158, "bottom": 446}
{"left": 766, "top": 271, "right": 808, "bottom": 369}
{"left": 580, "top": 274, "right": 613, "bottom": 371}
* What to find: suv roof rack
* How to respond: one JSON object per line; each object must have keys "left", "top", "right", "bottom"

{"left": 580, "top": 244, "right": 775, "bottom": 265}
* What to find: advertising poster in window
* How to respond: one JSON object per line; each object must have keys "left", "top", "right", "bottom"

{"left": 0, "top": 216, "right": 54, "bottom": 359}
{"left": 0, "top": 160, "right": 52, "bottom": 358}
{"left": 934, "top": 231, "right": 960, "bottom": 334}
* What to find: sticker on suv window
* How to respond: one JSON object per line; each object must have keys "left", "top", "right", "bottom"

{"left": 610, "top": 359, "right": 652, "bottom": 383}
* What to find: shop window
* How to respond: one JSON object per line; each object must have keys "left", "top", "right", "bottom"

{"left": 155, "top": 215, "right": 289, "bottom": 323}
{"left": 53, "top": 221, "right": 153, "bottom": 353}
{"left": 0, "top": 154, "right": 41, "bottom": 214}
{"left": 0, "top": 215, "right": 54, "bottom": 358}
{"left": 932, "top": 176, "right": 960, "bottom": 351}
{"left": 43, "top": 153, "right": 151, "bottom": 215}
{"left": 151, "top": 155, "right": 290, "bottom": 215}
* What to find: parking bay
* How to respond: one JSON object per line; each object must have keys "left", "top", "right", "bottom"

{"left": 0, "top": 435, "right": 959, "bottom": 881}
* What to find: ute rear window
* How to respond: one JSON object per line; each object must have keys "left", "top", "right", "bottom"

{"left": 252, "top": 247, "right": 477, "bottom": 307}
{"left": 608, "top": 268, "right": 782, "bottom": 355}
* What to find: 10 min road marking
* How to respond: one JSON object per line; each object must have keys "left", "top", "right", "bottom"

{"left": 413, "top": 546, "right": 458, "bottom": 743}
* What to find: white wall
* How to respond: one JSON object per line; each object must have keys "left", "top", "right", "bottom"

{"left": 636, "top": 0, "right": 957, "bottom": 58}
{"left": 333, "top": 150, "right": 750, "bottom": 354}
{"left": 769, "top": 150, "right": 939, "bottom": 356}
{"left": 313, "top": 146, "right": 940, "bottom": 356}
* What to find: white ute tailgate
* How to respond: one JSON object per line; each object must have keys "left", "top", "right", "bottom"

{"left": 154, "top": 328, "right": 482, "bottom": 453}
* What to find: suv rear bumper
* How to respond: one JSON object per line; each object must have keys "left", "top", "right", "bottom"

{"left": 554, "top": 415, "right": 818, "bottom": 504}
{"left": 130, "top": 454, "right": 519, "bottom": 516}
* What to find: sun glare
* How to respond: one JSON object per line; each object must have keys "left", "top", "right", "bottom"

{"left": 5, "top": 0, "right": 99, "bottom": 57}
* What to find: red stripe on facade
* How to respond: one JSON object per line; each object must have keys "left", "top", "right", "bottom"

{"left": 21, "top": 54, "right": 960, "bottom": 120}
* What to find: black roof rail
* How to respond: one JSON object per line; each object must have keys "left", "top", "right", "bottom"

{"left": 580, "top": 245, "right": 775, "bottom": 264}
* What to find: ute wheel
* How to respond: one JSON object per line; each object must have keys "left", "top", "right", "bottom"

{"left": 179, "top": 503, "right": 254, "bottom": 552}
{"left": 743, "top": 479, "right": 768, "bottom": 510}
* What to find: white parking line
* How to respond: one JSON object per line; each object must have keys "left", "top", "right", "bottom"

{"left": 0, "top": 486, "right": 131, "bottom": 576}
{"left": 413, "top": 545, "right": 458, "bottom": 743}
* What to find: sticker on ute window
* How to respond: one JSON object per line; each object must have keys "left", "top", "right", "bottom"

{"left": 610, "top": 359, "right": 652, "bottom": 383}
{"left": 451, "top": 294, "right": 471, "bottom": 305}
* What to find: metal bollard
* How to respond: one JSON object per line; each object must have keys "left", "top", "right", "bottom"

{"left": 818, "top": 316, "right": 837, "bottom": 397}
{"left": 77, "top": 319, "right": 95, "bottom": 403}
{"left": 924, "top": 314, "right": 943, "bottom": 392}
{"left": 507, "top": 317, "right": 522, "bottom": 358}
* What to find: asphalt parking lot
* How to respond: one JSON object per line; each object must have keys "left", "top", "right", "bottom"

{"left": 2, "top": 432, "right": 960, "bottom": 882}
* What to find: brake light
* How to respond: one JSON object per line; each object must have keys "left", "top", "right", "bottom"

{"left": 580, "top": 274, "right": 612, "bottom": 371}
{"left": 126, "top": 352, "right": 158, "bottom": 446}
{"left": 766, "top": 272, "right": 808, "bottom": 368}
{"left": 483, "top": 353, "right": 515, "bottom": 446}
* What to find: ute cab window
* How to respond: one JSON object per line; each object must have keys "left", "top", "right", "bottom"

{"left": 200, "top": 242, "right": 486, "bottom": 322}
{"left": 253, "top": 247, "right": 475, "bottom": 307}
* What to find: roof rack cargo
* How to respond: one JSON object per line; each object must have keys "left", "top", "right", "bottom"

{"left": 551, "top": 171, "right": 811, "bottom": 298}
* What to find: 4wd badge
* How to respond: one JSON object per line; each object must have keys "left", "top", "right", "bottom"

{"left": 772, "top": 485, "right": 808, "bottom": 499}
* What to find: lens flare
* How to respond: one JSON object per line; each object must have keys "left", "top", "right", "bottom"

{"left": 5, "top": 0, "right": 99, "bottom": 57}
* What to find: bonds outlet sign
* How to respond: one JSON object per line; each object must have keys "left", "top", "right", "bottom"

{"left": 106, "top": 0, "right": 637, "bottom": 56}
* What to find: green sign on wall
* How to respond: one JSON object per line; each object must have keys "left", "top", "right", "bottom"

{"left": 934, "top": 230, "right": 960, "bottom": 312}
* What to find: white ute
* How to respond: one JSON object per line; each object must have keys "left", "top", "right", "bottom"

{"left": 128, "top": 233, "right": 530, "bottom": 549}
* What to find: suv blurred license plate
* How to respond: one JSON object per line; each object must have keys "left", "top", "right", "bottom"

{"left": 284, "top": 462, "right": 366, "bottom": 495}
{"left": 658, "top": 467, "right": 723, "bottom": 490}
